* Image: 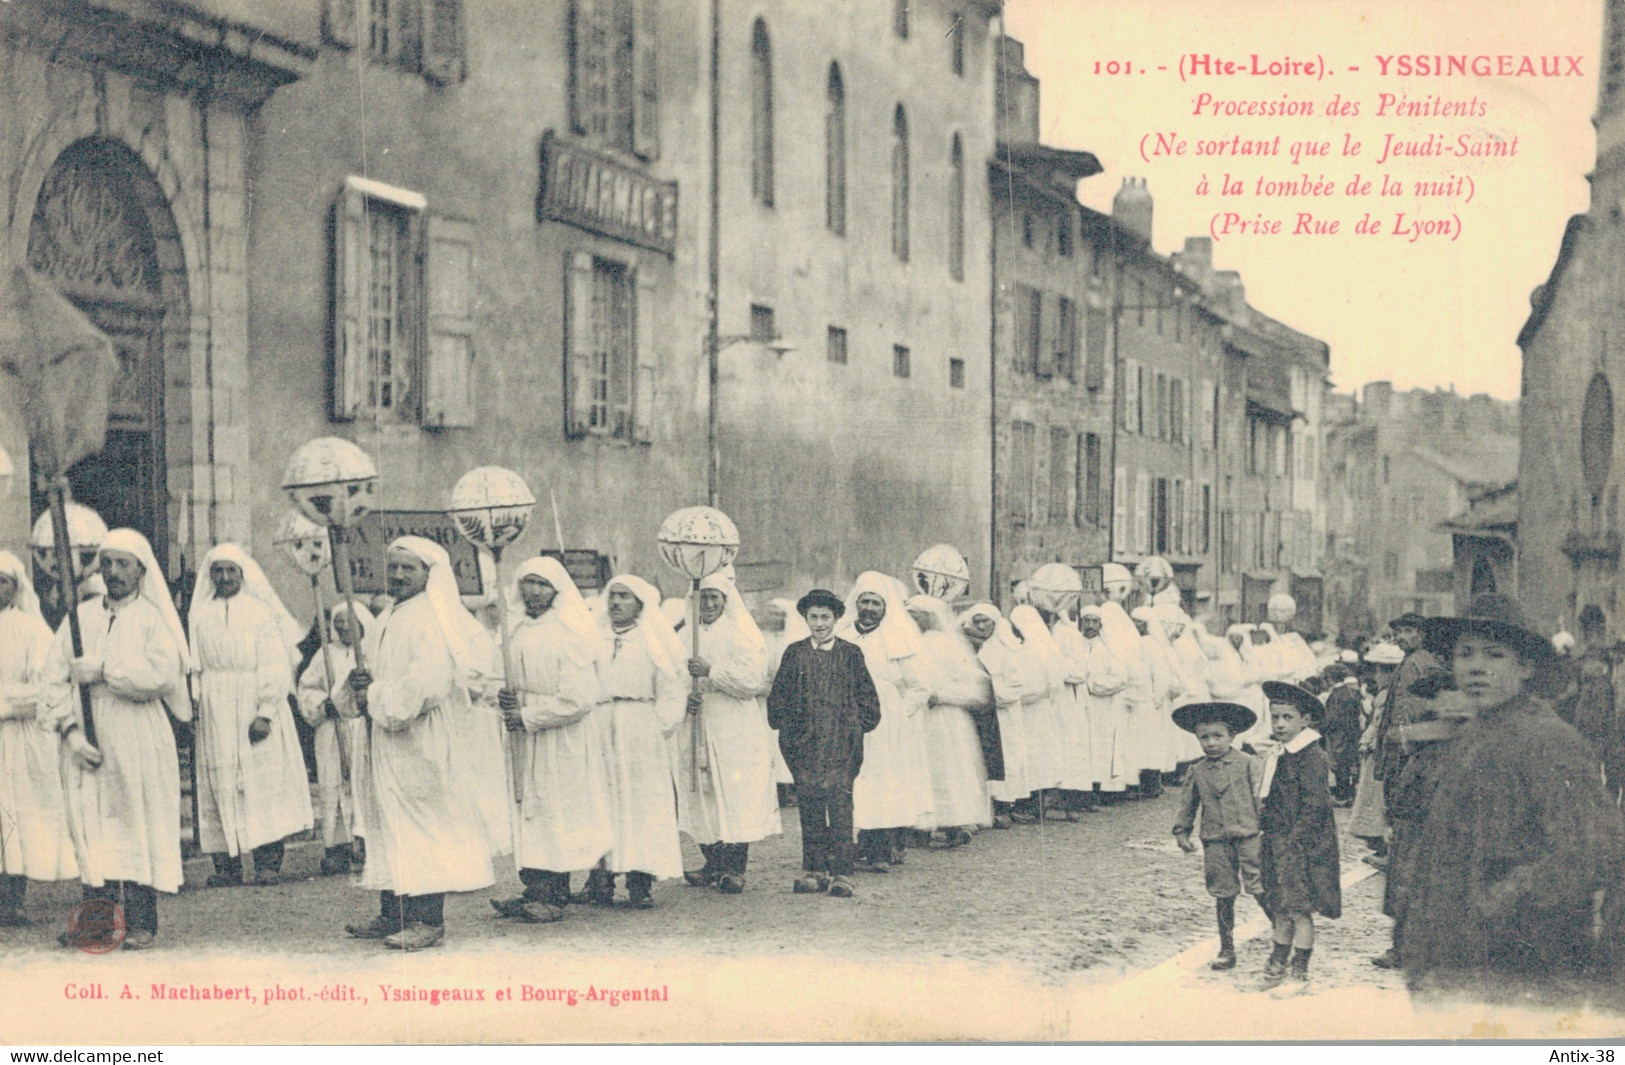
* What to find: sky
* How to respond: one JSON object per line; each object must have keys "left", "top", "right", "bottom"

{"left": 1002, "top": 0, "right": 1604, "bottom": 400}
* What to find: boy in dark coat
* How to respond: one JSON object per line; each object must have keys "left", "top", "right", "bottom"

{"left": 1256, "top": 681, "right": 1342, "bottom": 996}
{"left": 1171, "top": 701, "right": 1268, "bottom": 972}
{"left": 1402, "top": 595, "right": 1625, "bottom": 1002}
{"left": 766, "top": 589, "right": 882, "bottom": 898}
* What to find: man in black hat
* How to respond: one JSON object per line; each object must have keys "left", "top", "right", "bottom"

{"left": 1371, "top": 611, "right": 1456, "bottom": 970}
{"left": 1402, "top": 595, "right": 1625, "bottom": 999}
{"left": 766, "top": 590, "right": 881, "bottom": 899}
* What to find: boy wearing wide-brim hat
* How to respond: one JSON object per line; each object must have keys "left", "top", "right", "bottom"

{"left": 1171, "top": 702, "right": 1268, "bottom": 972}
{"left": 1400, "top": 595, "right": 1625, "bottom": 999}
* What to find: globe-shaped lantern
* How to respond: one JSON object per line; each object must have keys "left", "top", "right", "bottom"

{"left": 31, "top": 501, "right": 108, "bottom": 580}
{"left": 448, "top": 466, "right": 536, "bottom": 552}
{"left": 274, "top": 509, "right": 333, "bottom": 578}
{"left": 656, "top": 506, "right": 740, "bottom": 581}
{"left": 1029, "top": 562, "right": 1084, "bottom": 617}
{"left": 282, "top": 437, "right": 378, "bottom": 528}
{"left": 0, "top": 442, "right": 12, "bottom": 500}
{"left": 1135, "top": 555, "right": 1174, "bottom": 589}
{"left": 909, "top": 543, "right": 971, "bottom": 602}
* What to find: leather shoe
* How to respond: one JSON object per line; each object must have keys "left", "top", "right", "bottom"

{"left": 516, "top": 902, "right": 566, "bottom": 924}
{"left": 205, "top": 873, "right": 243, "bottom": 888}
{"left": 383, "top": 922, "right": 445, "bottom": 951}
{"left": 490, "top": 896, "right": 530, "bottom": 919}
{"left": 1371, "top": 948, "right": 1402, "bottom": 969}
{"left": 827, "top": 876, "right": 855, "bottom": 898}
{"left": 345, "top": 915, "right": 401, "bottom": 940}
{"left": 1210, "top": 948, "right": 1236, "bottom": 971}
{"left": 792, "top": 874, "right": 827, "bottom": 894}
{"left": 121, "top": 930, "right": 156, "bottom": 951}
{"left": 717, "top": 874, "right": 744, "bottom": 895}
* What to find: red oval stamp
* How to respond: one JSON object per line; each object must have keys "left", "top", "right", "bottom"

{"left": 66, "top": 899, "right": 126, "bottom": 954}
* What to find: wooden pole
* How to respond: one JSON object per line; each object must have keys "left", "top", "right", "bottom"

{"left": 49, "top": 478, "right": 96, "bottom": 750}
{"left": 690, "top": 576, "right": 706, "bottom": 787}
{"left": 328, "top": 523, "right": 368, "bottom": 672}
{"left": 492, "top": 545, "right": 524, "bottom": 805}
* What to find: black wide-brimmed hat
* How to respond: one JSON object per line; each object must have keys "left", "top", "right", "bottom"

{"left": 1422, "top": 594, "right": 1554, "bottom": 665}
{"left": 796, "top": 588, "right": 846, "bottom": 619}
{"left": 1172, "top": 701, "right": 1257, "bottom": 736}
{"left": 1388, "top": 611, "right": 1428, "bottom": 631}
{"left": 1262, "top": 681, "right": 1323, "bottom": 723}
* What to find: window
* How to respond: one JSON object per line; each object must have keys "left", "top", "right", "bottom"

{"left": 358, "top": 0, "right": 465, "bottom": 82}
{"left": 948, "top": 134, "right": 965, "bottom": 281}
{"left": 949, "top": 357, "right": 965, "bottom": 389}
{"left": 825, "top": 64, "right": 846, "bottom": 235}
{"left": 751, "top": 20, "right": 774, "bottom": 206}
{"left": 1083, "top": 308, "right": 1106, "bottom": 391}
{"left": 1248, "top": 419, "right": 1262, "bottom": 474}
{"left": 1274, "top": 426, "right": 1288, "bottom": 476}
{"left": 949, "top": 14, "right": 964, "bottom": 75}
{"left": 1010, "top": 422, "right": 1036, "bottom": 526}
{"left": 1057, "top": 215, "right": 1073, "bottom": 257}
{"left": 1015, "top": 285, "right": 1041, "bottom": 375}
{"left": 570, "top": 0, "right": 656, "bottom": 157}
{"left": 1049, "top": 428, "right": 1071, "bottom": 525}
{"left": 364, "top": 199, "right": 412, "bottom": 415}
{"left": 1384, "top": 551, "right": 1400, "bottom": 581}
{"left": 892, "top": 105, "right": 909, "bottom": 261}
{"left": 749, "top": 304, "right": 775, "bottom": 342}
{"left": 572, "top": 258, "right": 634, "bottom": 438}
{"left": 1154, "top": 374, "right": 1168, "bottom": 440}
{"left": 1583, "top": 372, "right": 1614, "bottom": 498}
{"left": 1172, "top": 479, "right": 1186, "bottom": 555}
{"left": 1170, "top": 377, "right": 1185, "bottom": 444}
{"left": 1201, "top": 483, "right": 1212, "bottom": 553}
{"left": 368, "top": 0, "right": 412, "bottom": 65}
{"left": 1055, "top": 297, "right": 1077, "bottom": 383}
{"left": 893, "top": 0, "right": 909, "bottom": 38}
{"left": 1153, "top": 477, "right": 1169, "bottom": 554}
{"left": 1078, "top": 432, "right": 1102, "bottom": 527}
{"left": 893, "top": 344, "right": 911, "bottom": 378}
{"left": 1022, "top": 213, "right": 1035, "bottom": 249}
{"left": 827, "top": 325, "right": 847, "bottom": 364}
{"left": 1135, "top": 279, "right": 1146, "bottom": 327}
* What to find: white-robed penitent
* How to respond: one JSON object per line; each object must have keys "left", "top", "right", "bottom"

{"left": 1077, "top": 607, "right": 1130, "bottom": 791}
{"left": 676, "top": 571, "right": 781, "bottom": 846}
{"left": 337, "top": 537, "right": 498, "bottom": 897}
{"left": 189, "top": 544, "right": 314, "bottom": 857}
{"left": 1046, "top": 612, "right": 1097, "bottom": 793}
{"left": 907, "top": 595, "right": 992, "bottom": 828}
{"left": 1228, "top": 626, "right": 1275, "bottom": 749}
{"left": 1096, "top": 597, "right": 1156, "bottom": 780}
{"left": 0, "top": 551, "right": 76, "bottom": 883}
{"left": 1009, "top": 605, "right": 1068, "bottom": 794}
{"left": 1132, "top": 605, "right": 1189, "bottom": 772}
{"left": 597, "top": 574, "right": 686, "bottom": 879}
{"left": 296, "top": 602, "right": 374, "bottom": 849}
{"left": 1152, "top": 604, "right": 1206, "bottom": 763}
{"left": 44, "top": 529, "right": 189, "bottom": 893}
{"left": 961, "top": 603, "right": 1028, "bottom": 804}
{"left": 841, "top": 572, "right": 935, "bottom": 832}
{"left": 505, "top": 557, "right": 613, "bottom": 873}
{"left": 760, "top": 597, "right": 805, "bottom": 787}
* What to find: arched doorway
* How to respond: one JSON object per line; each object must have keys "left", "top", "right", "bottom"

{"left": 26, "top": 139, "right": 190, "bottom": 579}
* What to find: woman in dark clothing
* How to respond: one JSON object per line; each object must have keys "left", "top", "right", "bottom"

{"left": 1402, "top": 595, "right": 1625, "bottom": 1002}
{"left": 1255, "top": 681, "right": 1341, "bottom": 996}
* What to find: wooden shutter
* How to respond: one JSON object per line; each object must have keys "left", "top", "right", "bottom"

{"left": 1122, "top": 359, "right": 1138, "bottom": 432}
{"left": 632, "top": 265, "right": 657, "bottom": 443}
{"left": 324, "top": 0, "right": 357, "bottom": 47}
{"left": 568, "top": 0, "right": 597, "bottom": 136}
{"left": 564, "top": 252, "right": 595, "bottom": 438}
{"left": 632, "top": 0, "right": 660, "bottom": 160}
{"left": 1033, "top": 292, "right": 1055, "bottom": 378}
{"left": 330, "top": 184, "right": 366, "bottom": 421}
{"left": 1084, "top": 307, "right": 1106, "bottom": 391}
{"left": 423, "top": 215, "right": 475, "bottom": 428}
{"left": 1112, "top": 465, "right": 1127, "bottom": 550}
{"left": 1134, "top": 471, "right": 1150, "bottom": 554}
{"left": 422, "top": 0, "right": 466, "bottom": 85}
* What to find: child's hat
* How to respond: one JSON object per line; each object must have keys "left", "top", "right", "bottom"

{"left": 1171, "top": 701, "right": 1256, "bottom": 736}
{"left": 1262, "top": 681, "right": 1323, "bottom": 722}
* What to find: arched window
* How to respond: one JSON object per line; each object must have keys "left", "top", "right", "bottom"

{"left": 825, "top": 63, "right": 846, "bottom": 235}
{"left": 751, "top": 19, "right": 774, "bottom": 206}
{"left": 1582, "top": 372, "right": 1614, "bottom": 499}
{"left": 891, "top": 104, "right": 909, "bottom": 261}
{"left": 948, "top": 133, "right": 965, "bottom": 280}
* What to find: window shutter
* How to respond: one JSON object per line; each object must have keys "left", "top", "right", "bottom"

{"left": 1135, "top": 471, "right": 1150, "bottom": 554}
{"left": 632, "top": 0, "right": 660, "bottom": 160}
{"left": 568, "top": 0, "right": 594, "bottom": 136}
{"left": 422, "top": 0, "right": 466, "bottom": 85}
{"left": 423, "top": 215, "right": 475, "bottom": 428}
{"left": 632, "top": 266, "right": 657, "bottom": 443}
{"left": 324, "top": 0, "right": 357, "bottom": 47}
{"left": 330, "top": 184, "right": 366, "bottom": 421}
{"left": 1084, "top": 307, "right": 1106, "bottom": 391}
{"left": 1113, "top": 466, "right": 1128, "bottom": 550}
{"left": 1034, "top": 293, "right": 1054, "bottom": 378}
{"left": 1123, "top": 359, "right": 1138, "bottom": 432}
{"left": 1200, "top": 377, "right": 1214, "bottom": 450}
{"left": 564, "top": 252, "right": 595, "bottom": 438}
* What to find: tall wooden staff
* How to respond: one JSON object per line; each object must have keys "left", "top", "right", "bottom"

{"left": 281, "top": 437, "right": 378, "bottom": 675}
{"left": 0, "top": 266, "right": 117, "bottom": 750}
{"left": 657, "top": 506, "right": 740, "bottom": 787}
{"left": 449, "top": 467, "right": 537, "bottom": 805}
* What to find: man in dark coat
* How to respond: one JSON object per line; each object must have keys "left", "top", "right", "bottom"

{"left": 766, "top": 589, "right": 881, "bottom": 899}
{"left": 1402, "top": 595, "right": 1625, "bottom": 1002}
{"left": 1320, "top": 665, "right": 1363, "bottom": 806}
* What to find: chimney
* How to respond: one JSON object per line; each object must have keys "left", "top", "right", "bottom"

{"left": 1112, "top": 177, "right": 1153, "bottom": 243}
{"left": 996, "top": 37, "right": 1041, "bottom": 146}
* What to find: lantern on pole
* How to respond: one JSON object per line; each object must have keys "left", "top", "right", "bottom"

{"left": 282, "top": 437, "right": 377, "bottom": 670}
{"left": 275, "top": 509, "right": 339, "bottom": 722}
{"left": 656, "top": 505, "right": 740, "bottom": 785}
{"left": 909, "top": 543, "right": 972, "bottom": 603}
{"left": 448, "top": 466, "right": 536, "bottom": 804}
